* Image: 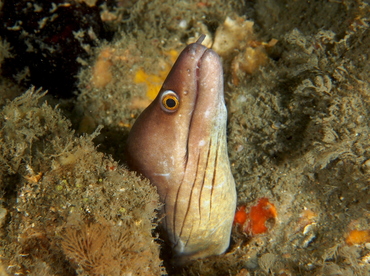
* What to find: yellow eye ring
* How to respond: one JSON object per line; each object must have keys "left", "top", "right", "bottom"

{"left": 160, "top": 90, "right": 179, "bottom": 112}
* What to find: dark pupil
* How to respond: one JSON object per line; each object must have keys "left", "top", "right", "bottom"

{"left": 166, "top": 98, "right": 176, "bottom": 108}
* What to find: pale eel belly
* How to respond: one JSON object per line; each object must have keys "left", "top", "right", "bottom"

{"left": 126, "top": 35, "right": 236, "bottom": 262}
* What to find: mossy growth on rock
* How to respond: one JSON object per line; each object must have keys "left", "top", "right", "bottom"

{"left": 0, "top": 88, "right": 165, "bottom": 275}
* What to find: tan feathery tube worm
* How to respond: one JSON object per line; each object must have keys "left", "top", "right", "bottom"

{"left": 127, "top": 35, "right": 236, "bottom": 262}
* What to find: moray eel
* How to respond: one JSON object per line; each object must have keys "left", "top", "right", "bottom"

{"left": 126, "top": 35, "right": 236, "bottom": 262}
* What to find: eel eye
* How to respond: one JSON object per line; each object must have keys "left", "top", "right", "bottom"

{"left": 160, "top": 90, "right": 179, "bottom": 112}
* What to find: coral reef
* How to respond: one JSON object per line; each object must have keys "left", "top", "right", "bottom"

{"left": 0, "top": 0, "right": 369, "bottom": 275}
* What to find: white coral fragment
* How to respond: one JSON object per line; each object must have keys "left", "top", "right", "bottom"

{"left": 212, "top": 16, "right": 254, "bottom": 57}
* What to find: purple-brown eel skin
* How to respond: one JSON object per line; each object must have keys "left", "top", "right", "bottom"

{"left": 126, "top": 35, "right": 236, "bottom": 262}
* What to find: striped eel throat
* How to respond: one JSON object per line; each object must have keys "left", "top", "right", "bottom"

{"left": 126, "top": 36, "right": 236, "bottom": 262}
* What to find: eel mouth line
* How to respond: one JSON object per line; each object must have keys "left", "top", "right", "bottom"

{"left": 183, "top": 46, "right": 210, "bottom": 167}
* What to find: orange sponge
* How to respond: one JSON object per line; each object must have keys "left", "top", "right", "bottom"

{"left": 234, "top": 198, "right": 277, "bottom": 235}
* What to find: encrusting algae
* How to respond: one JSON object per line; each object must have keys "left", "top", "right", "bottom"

{"left": 91, "top": 47, "right": 114, "bottom": 89}
{"left": 134, "top": 49, "right": 178, "bottom": 100}
{"left": 345, "top": 230, "right": 370, "bottom": 246}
